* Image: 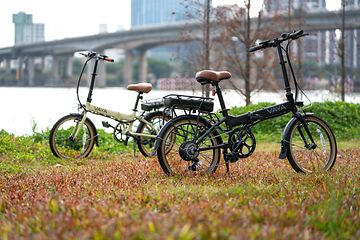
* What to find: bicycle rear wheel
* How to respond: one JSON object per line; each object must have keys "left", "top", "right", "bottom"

{"left": 49, "top": 114, "right": 96, "bottom": 159}
{"left": 136, "top": 111, "right": 171, "bottom": 157}
{"left": 157, "top": 115, "right": 221, "bottom": 175}
{"left": 286, "top": 115, "right": 337, "bottom": 173}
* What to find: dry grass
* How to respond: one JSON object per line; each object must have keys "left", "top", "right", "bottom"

{"left": 0, "top": 149, "right": 359, "bottom": 239}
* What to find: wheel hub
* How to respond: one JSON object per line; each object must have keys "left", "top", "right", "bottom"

{"left": 179, "top": 141, "right": 199, "bottom": 161}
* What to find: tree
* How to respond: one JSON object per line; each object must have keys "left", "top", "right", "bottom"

{"left": 179, "top": 1, "right": 222, "bottom": 83}
{"left": 215, "top": 1, "right": 279, "bottom": 105}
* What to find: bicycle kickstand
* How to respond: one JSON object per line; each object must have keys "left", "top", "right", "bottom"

{"left": 225, "top": 161, "right": 230, "bottom": 174}
{"left": 133, "top": 141, "right": 137, "bottom": 156}
{"left": 223, "top": 149, "right": 230, "bottom": 174}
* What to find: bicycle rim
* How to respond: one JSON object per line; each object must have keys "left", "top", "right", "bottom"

{"left": 158, "top": 117, "right": 220, "bottom": 175}
{"left": 137, "top": 111, "right": 171, "bottom": 157}
{"left": 50, "top": 115, "right": 95, "bottom": 159}
{"left": 288, "top": 116, "right": 337, "bottom": 173}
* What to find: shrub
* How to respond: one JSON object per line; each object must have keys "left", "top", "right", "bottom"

{"left": 228, "top": 101, "right": 360, "bottom": 141}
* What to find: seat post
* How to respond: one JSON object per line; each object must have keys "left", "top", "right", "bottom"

{"left": 214, "top": 83, "right": 228, "bottom": 117}
{"left": 133, "top": 92, "right": 143, "bottom": 112}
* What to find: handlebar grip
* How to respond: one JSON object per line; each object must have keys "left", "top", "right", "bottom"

{"left": 104, "top": 57, "right": 114, "bottom": 62}
{"left": 289, "top": 30, "right": 304, "bottom": 39}
{"left": 249, "top": 45, "right": 264, "bottom": 52}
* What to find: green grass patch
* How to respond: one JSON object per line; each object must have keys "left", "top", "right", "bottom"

{"left": 0, "top": 101, "right": 358, "bottom": 175}
{"left": 0, "top": 101, "right": 359, "bottom": 239}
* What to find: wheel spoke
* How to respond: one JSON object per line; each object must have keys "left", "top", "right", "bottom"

{"left": 287, "top": 116, "right": 336, "bottom": 173}
{"left": 157, "top": 117, "right": 220, "bottom": 175}
{"left": 50, "top": 115, "right": 95, "bottom": 159}
{"left": 137, "top": 112, "right": 171, "bottom": 157}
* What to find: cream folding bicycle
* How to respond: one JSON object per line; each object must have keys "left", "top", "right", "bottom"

{"left": 49, "top": 51, "right": 170, "bottom": 159}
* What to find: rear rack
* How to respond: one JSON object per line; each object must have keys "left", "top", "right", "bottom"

{"left": 163, "top": 94, "right": 214, "bottom": 114}
{"left": 141, "top": 98, "right": 165, "bottom": 111}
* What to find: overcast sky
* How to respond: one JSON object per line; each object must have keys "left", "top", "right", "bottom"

{"left": 0, "top": 0, "right": 340, "bottom": 48}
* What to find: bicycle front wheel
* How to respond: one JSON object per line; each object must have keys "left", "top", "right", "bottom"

{"left": 157, "top": 115, "right": 221, "bottom": 176}
{"left": 287, "top": 115, "right": 337, "bottom": 173}
{"left": 136, "top": 111, "right": 171, "bottom": 157}
{"left": 49, "top": 114, "right": 96, "bottom": 159}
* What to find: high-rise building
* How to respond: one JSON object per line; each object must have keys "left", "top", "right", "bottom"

{"left": 13, "top": 12, "right": 44, "bottom": 45}
{"left": 130, "top": 0, "right": 208, "bottom": 60}
{"left": 264, "top": 0, "right": 336, "bottom": 65}
{"left": 131, "top": 0, "right": 206, "bottom": 28}
{"left": 343, "top": 0, "right": 360, "bottom": 91}
{"left": 264, "top": 0, "right": 326, "bottom": 13}
{"left": 344, "top": 0, "right": 360, "bottom": 69}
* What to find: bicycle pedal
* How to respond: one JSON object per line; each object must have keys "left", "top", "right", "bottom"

{"left": 102, "top": 121, "right": 110, "bottom": 128}
{"left": 225, "top": 153, "right": 239, "bottom": 163}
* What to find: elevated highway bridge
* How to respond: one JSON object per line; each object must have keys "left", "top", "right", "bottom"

{"left": 0, "top": 8, "right": 359, "bottom": 86}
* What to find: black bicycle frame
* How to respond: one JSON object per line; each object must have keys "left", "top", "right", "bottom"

{"left": 194, "top": 38, "right": 313, "bottom": 152}
{"left": 86, "top": 58, "right": 99, "bottom": 104}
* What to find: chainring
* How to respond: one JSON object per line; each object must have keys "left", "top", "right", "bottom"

{"left": 113, "top": 122, "right": 127, "bottom": 142}
{"left": 228, "top": 127, "right": 256, "bottom": 158}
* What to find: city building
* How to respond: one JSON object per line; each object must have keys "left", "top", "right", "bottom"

{"left": 264, "top": 0, "right": 325, "bottom": 13}
{"left": 131, "top": 0, "right": 207, "bottom": 28}
{"left": 264, "top": 0, "right": 336, "bottom": 66}
{"left": 13, "top": 12, "right": 45, "bottom": 45}
{"left": 343, "top": 0, "right": 360, "bottom": 91}
{"left": 264, "top": 0, "right": 360, "bottom": 91}
{"left": 344, "top": 0, "right": 360, "bottom": 69}
{"left": 131, "top": 0, "right": 208, "bottom": 60}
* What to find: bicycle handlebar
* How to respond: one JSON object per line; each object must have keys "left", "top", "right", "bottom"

{"left": 79, "top": 51, "right": 114, "bottom": 62}
{"left": 249, "top": 30, "right": 308, "bottom": 52}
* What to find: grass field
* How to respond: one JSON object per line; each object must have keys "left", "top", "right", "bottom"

{"left": 1, "top": 145, "right": 359, "bottom": 239}
{"left": 1, "top": 100, "right": 359, "bottom": 239}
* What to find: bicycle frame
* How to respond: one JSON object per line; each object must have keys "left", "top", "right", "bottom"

{"left": 71, "top": 106, "right": 156, "bottom": 141}
{"left": 154, "top": 30, "right": 337, "bottom": 174}
{"left": 184, "top": 32, "right": 316, "bottom": 158}
{"left": 70, "top": 54, "right": 158, "bottom": 141}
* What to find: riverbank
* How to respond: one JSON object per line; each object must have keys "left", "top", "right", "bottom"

{"left": 1, "top": 87, "right": 360, "bottom": 135}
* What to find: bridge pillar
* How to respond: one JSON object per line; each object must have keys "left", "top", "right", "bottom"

{"left": 66, "top": 55, "right": 73, "bottom": 84}
{"left": 16, "top": 57, "right": 25, "bottom": 83}
{"left": 5, "top": 58, "right": 11, "bottom": 76}
{"left": 139, "top": 49, "right": 148, "bottom": 83}
{"left": 27, "top": 57, "right": 35, "bottom": 86}
{"left": 41, "top": 56, "right": 46, "bottom": 75}
{"left": 51, "top": 56, "right": 60, "bottom": 86}
{"left": 124, "top": 50, "right": 133, "bottom": 86}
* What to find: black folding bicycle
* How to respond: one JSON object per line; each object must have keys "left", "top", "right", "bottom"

{"left": 155, "top": 30, "right": 337, "bottom": 175}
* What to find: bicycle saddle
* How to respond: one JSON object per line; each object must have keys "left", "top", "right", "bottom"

{"left": 195, "top": 70, "right": 231, "bottom": 85}
{"left": 127, "top": 83, "right": 152, "bottom": 93}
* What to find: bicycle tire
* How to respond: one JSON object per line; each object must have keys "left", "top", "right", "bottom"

{"left": 49, "top": 114, "right": 96, "bottom": 159}
{"left": 157, "top": 115, "right": 221, "bottom": 176}
{"left": 286, "top": 115, "right": 337, "bottom": 173}
{"left": 136, "top": 111, "right": 171, "bottom": 157}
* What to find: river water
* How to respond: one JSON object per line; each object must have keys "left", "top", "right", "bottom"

{"left": 1, "top": 87, "right": 359, "bottom": 135}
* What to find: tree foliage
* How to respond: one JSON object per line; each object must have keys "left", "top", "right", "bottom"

{"left": 215, "top": 1, "right": 281, "bottom": 105}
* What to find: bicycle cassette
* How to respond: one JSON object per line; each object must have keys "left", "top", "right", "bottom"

{"left": 228, "top": 128, "right": 256, "bottom": 159}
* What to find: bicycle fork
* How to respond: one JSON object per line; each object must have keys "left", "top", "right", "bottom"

{"left": 69, "top": 112, "right": 88, "bottom": 140}
{"left": 279, "top": 113, "right": 316, "bottom": 159}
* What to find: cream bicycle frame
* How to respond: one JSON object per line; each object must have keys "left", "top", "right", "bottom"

{"left": 70, "top": 101, "right": 158, "bottom": 140}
